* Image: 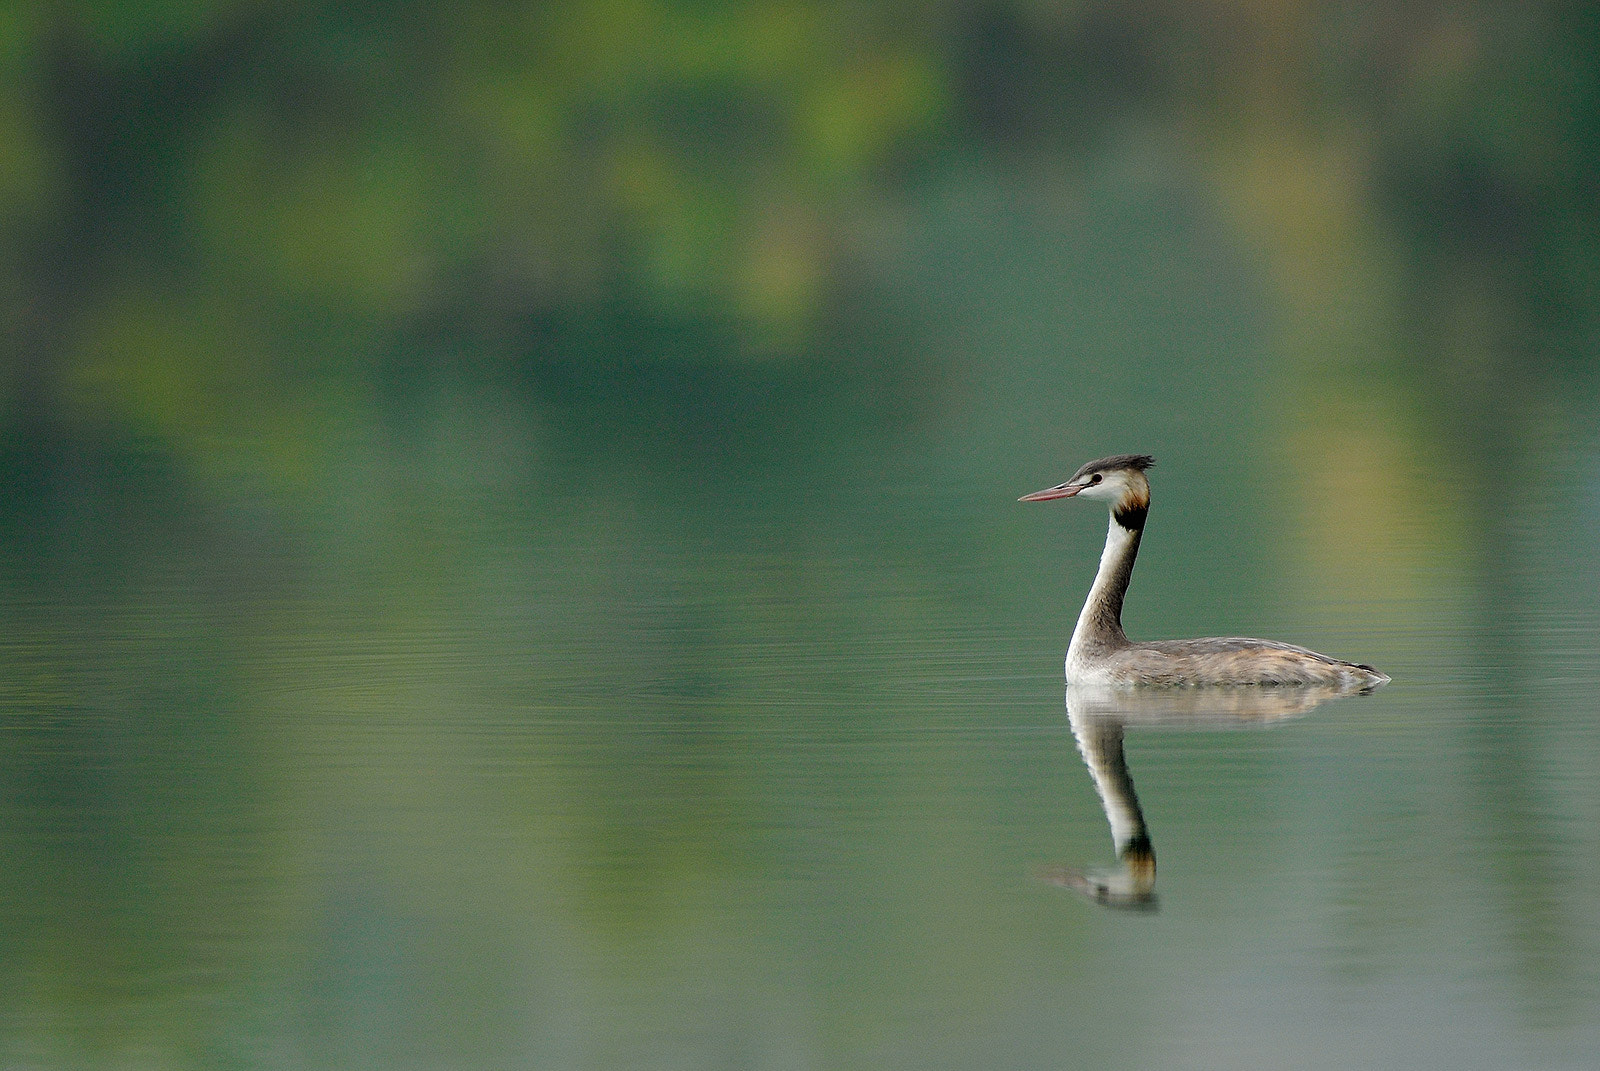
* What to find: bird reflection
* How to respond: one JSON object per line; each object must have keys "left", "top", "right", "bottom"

{"left": 1041, "top": 683, "right": 1373, "bottom": 911}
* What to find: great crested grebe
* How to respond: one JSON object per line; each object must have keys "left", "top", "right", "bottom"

{"left": 1021, "top": 454, "right": 1389, "bottom": 689}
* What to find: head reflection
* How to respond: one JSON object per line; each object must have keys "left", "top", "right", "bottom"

{"left": 1042, "top": 683, "right": 1369, "bottom": 912}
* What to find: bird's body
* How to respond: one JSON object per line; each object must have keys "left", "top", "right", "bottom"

{"left": 1022, "top": 454, "right": 1389, "bottom": 691}
{"left": 1068, "top": 635, "right": 1386, "bottom": 689}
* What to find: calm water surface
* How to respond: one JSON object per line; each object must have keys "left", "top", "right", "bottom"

{"left": 4, "top": 392, "right": 1599, "bottom": 1069}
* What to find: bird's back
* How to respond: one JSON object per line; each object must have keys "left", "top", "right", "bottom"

{"left": 1083, "top": 637, "right": 1390, "bottom": 690}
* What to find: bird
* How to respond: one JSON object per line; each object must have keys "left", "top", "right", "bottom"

{"left": 1020, "top": 454, "right": 1389, "bottom": 689}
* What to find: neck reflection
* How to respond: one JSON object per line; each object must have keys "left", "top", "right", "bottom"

{"left": 1042, "top": 683, "right": 1366, "bottom": 912}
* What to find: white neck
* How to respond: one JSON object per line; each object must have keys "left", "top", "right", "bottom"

{"left": 1068, "top": 513, "right": 1141, "bottom": 662}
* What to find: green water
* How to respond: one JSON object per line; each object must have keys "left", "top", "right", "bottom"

{"left": 6, "top": 4, "right": 1600, "bottom": 1068}
{"left": 5, "top": 314, "right": 1598, "bottom": 1068}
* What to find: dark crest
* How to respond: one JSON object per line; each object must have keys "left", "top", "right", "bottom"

{"left": 1071, "top": 454, "right": 1156, "bottom": 481}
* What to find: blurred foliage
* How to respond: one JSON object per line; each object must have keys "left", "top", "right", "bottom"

{"left": 3, "top": 1, "right": 950, "bottom": 438}
{"left": 1, "top": 0, "right": 1597, "bottom": 480}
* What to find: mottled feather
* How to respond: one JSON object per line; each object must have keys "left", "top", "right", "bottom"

{"left": 1094, "top": 637, "right": 1388, "bottom": 690}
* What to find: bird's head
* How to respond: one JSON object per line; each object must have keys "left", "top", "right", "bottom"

{"left": 1019, "top": 454, "right": 1154, "bottom": 528}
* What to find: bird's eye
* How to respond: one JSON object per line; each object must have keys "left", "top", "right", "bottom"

{"left": 1090, "top": 473, "right": 1102, "bottom": 484}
